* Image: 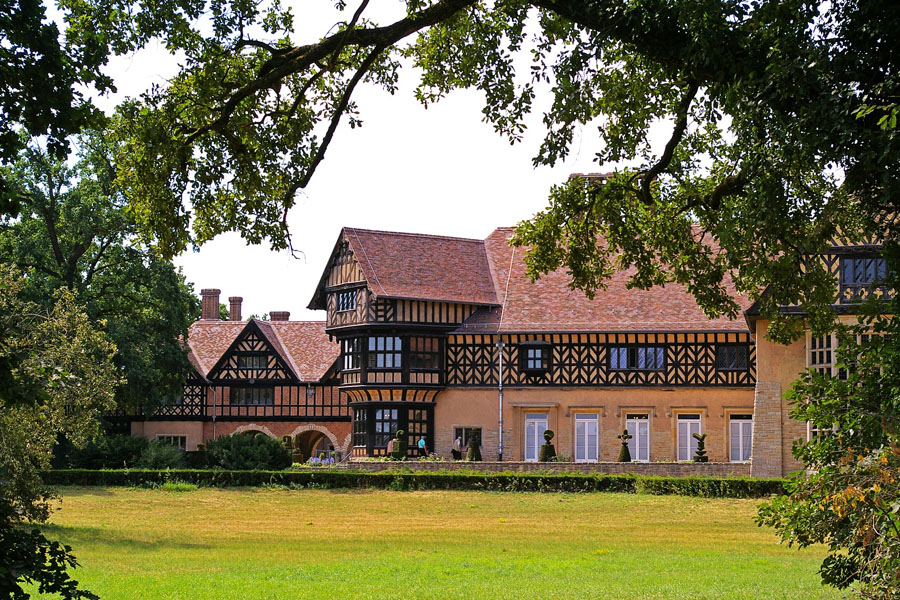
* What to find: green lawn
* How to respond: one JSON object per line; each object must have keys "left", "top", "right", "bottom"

{"left": 34, "top": 487, "right": 838, "bottom": 599}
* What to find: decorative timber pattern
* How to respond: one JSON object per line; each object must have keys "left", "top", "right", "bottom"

{"left": 126, "top": 385, "right": 349, "bottom": 421}
{"left": 343, "top": 388, "right": 440, "bottom": 403}
{"left": 326, "top": 240, "right": 366, "bottom": 287}
{"left": 446, "top": 332, "right": 756, "bottom": 387}
{"left": 327, "top": 294, "right": 483, "bottom": 328}
{"left": 206, "top": 322, "right": 296, "bottom": 382}
{"left": 326, "top": 287, "right": 368, "bottom": 328}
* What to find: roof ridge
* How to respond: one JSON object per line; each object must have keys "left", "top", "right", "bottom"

{"left": 344, "top": 226, "right": 486, "bottom": 244}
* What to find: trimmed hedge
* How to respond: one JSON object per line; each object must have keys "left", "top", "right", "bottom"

{"left": 42, "top": 469, "right": 787, "bottom": 498}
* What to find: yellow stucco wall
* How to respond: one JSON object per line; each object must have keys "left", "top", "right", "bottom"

{"left": 131, "top": 420, "right": 206, "bottom": 451}
{"left": 435, "top": 387, "right": 755, "bottom": 462}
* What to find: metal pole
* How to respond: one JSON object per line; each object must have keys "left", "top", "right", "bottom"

{"left": 497, "top": 339, "right": 505, "bottom": 462}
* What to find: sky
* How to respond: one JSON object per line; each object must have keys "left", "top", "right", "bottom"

{"left": 94, "top": 2, "right": 654, "bottom": 320}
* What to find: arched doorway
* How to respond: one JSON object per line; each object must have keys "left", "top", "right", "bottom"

{"left": 293, "top": 430, "right": 335, "bottom": 463}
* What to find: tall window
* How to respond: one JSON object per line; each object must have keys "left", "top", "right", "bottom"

{"left": 374, "top": 408, "right": 398, "bottom": 448}
{"left": 524, "top": 413, "right": 548, "bottom": 462}
{"left": 574, "top": 413, "right": 599, "bottom": 463}
{"left": 729, "top": 415, "right": 753, "bottom": 462}
{"left": 231, "top": 387, "right": 274, "bottom": 405}
{"left": 353, "top": 408, "right": 367, "bottom": 449}
{"left": 342, "top": 338, "right": 361, "bottom": 370}
{"left": 237, "top": 354, "right": 267, "bottom": 370}
{"left": 716, "top": 345, "right": 748, "bottom": 371}
{"left": 626, "top": 414, "right": 650, "bottom": 462}
{"left": 337, "top": 290, "right": 357, "bottom": 312}
{"left": 809, "top": 334, "right": 833, "bottom": 376}
{"left": 609, "top": 346, "right": 665, "bottom": 370}
{"left": 677, "top": 414, "right": 702, "bottom": 461}
{"left": 368, "top": 336, "right": 402, "bottom": 369}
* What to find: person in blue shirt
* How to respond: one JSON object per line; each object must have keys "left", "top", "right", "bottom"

{"left": 417, "top": 437, "right": 427, "bottom": 457}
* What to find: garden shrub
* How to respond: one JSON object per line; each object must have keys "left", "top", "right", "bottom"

{"left": 55, "top": 434, "right": 149, "bottom": 469}
{"left": 204, "top": 434, "right": 291, "bottom": 470}
{"left": 43, "top": 470, "right": 786, "bottom": 498}
{"left": 136, "top": 440, "right": 185, "bottom": 469}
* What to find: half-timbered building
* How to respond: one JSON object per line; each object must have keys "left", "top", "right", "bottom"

{"left": 126, "top": 293, "right": 351, "bottom": 459}
{"left": 124, "top": 222, "right": 888, "bottom": 477}
{"left": 308, "top": 227, "right": 759, "bottom": 465}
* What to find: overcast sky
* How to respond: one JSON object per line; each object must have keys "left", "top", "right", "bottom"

{"left": 95, "top": 2, "right": 658, "bottom": 320}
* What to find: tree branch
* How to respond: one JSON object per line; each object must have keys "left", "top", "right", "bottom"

{"left": 185, "top": 0, "right": 476, "bottom": 145}
{"left": 639, "top": 79, "right": 699, "bottom": 204}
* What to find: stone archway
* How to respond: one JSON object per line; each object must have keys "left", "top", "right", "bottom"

{"left": 231, "top": 424, "right": 278, "bottom": 438}
{"left": 288, "top": 424, "right": 345, "bottom": 461}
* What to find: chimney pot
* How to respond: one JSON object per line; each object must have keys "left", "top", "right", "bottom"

{"left": 270, "top": 311, "right": 290, "bottom": 321}
{"left": 228, "top": 296, "right": 243, "bottom": 321}
{"left": 200, "top": 289, "right": 221, "bottom": 320}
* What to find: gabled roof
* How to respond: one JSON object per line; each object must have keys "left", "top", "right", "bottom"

{"left": 459, "top": 227, "right": 754, "bottom": 333}
{"left": 186, "top": 319, "right": 339, "bottom": 382}
{"left": 309, "top": 227, "right": 499, "bottom": 308}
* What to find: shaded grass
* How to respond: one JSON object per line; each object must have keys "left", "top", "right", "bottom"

{"left": 34, "top": 487, "right": 838, "bottom": 599}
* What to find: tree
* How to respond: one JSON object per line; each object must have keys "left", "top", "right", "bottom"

{"left": 1, "top": 265, "right": 117, "bottom": 598}
{"left": 0, "top": 0, "right": 111, "bottom": 215}
{"left": 27, "top": 0, "right": 900, "bottom": 594}
{"left": 0, "top": 134, "right": 200, "bottom": 410}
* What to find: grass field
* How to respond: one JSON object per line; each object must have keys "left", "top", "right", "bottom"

{"left": 34, "top": 486, "right": 839, "bottom": 599}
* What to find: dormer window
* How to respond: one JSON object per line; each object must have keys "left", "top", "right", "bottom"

{"left": 519, "top": 342, "right": 551, "bottom": 374}
{"left": 337, "top": 290, "right": 357, "bottom": 312}
{"left": 237, "top": 354, "right": 267, "bottom": 370}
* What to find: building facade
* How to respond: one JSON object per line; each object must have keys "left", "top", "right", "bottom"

{"left": 120, "top": 226, "right": 888, "bottom": 477}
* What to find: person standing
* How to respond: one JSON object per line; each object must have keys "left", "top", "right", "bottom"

{"left": 417, "top": 437, "right": 427, "bottom": 457}
{"left": 452, "top": 436, "right": 462, "bottom": 460}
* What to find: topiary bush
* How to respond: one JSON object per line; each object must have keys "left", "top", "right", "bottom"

{"left": 391, "top": 430, "right": 408, "bottom": 460}
{"left": 204, "top": 433, "right": 292, "bottom": 470}
{"left": 617, "top": 429, "right": 632, "bottom": 462}
{"left": 692, "top": 433, "right": 709, "bottom": 463}
{"left": 466, "top": 431, "right": 482, "bottom": 462}
{"left": 136, "top": 440, "right": 185, "bottom": 469}
{"left": 538, "top": 429, "right": 556, "bottom": 462}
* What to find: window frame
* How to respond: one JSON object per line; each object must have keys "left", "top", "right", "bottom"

{"left": 676, "top": 414, "right": 702, "bottom": 462}
{"left": 840, "top": 256, "right": 887, "bottom": 286}
{"left": 336, "top": 289, "right": 357, "bottom": 313}
{"left": 716, "top": 344, "right": 749, "bottom": 371}
{"left": 237, "top": 353, "right": 267, "bottom": 370}
{"left": 453, "top": 426, "right": 483, "bottom": 450}
{"left": 367, "top": 336, "right": 402, "bottom": 370}
{"left": 573, "top": 413, "right": 599, "bottom": 463}
{"left": 518, "top": 342, "right": 552, "bottom": 375}
{"left": 342, "top": 338, "right": 361, "bottom": 371}
{"left": 156, "top": 435, "right": 187, "bottom": 451}
{"left": 625, "top": 413, "right": 650, "bottom": 463}
{"left": 608, "top": 345, "right": 666, "bottom": 371}
{"left": 729, "top": 414, "right": 753, "bottom": 462}
{"left": 230, "top": 386, "right": 275, "bottom": 406}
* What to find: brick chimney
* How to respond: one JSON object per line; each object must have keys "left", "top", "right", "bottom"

{"left": 200, "top": 289, "right": 221, "bottom": 320}
{"left": 228, "top": 296, "right": 243, "bottom": 321}
{"left": 270, "top": 311, "right": 290, "bottom": 321}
